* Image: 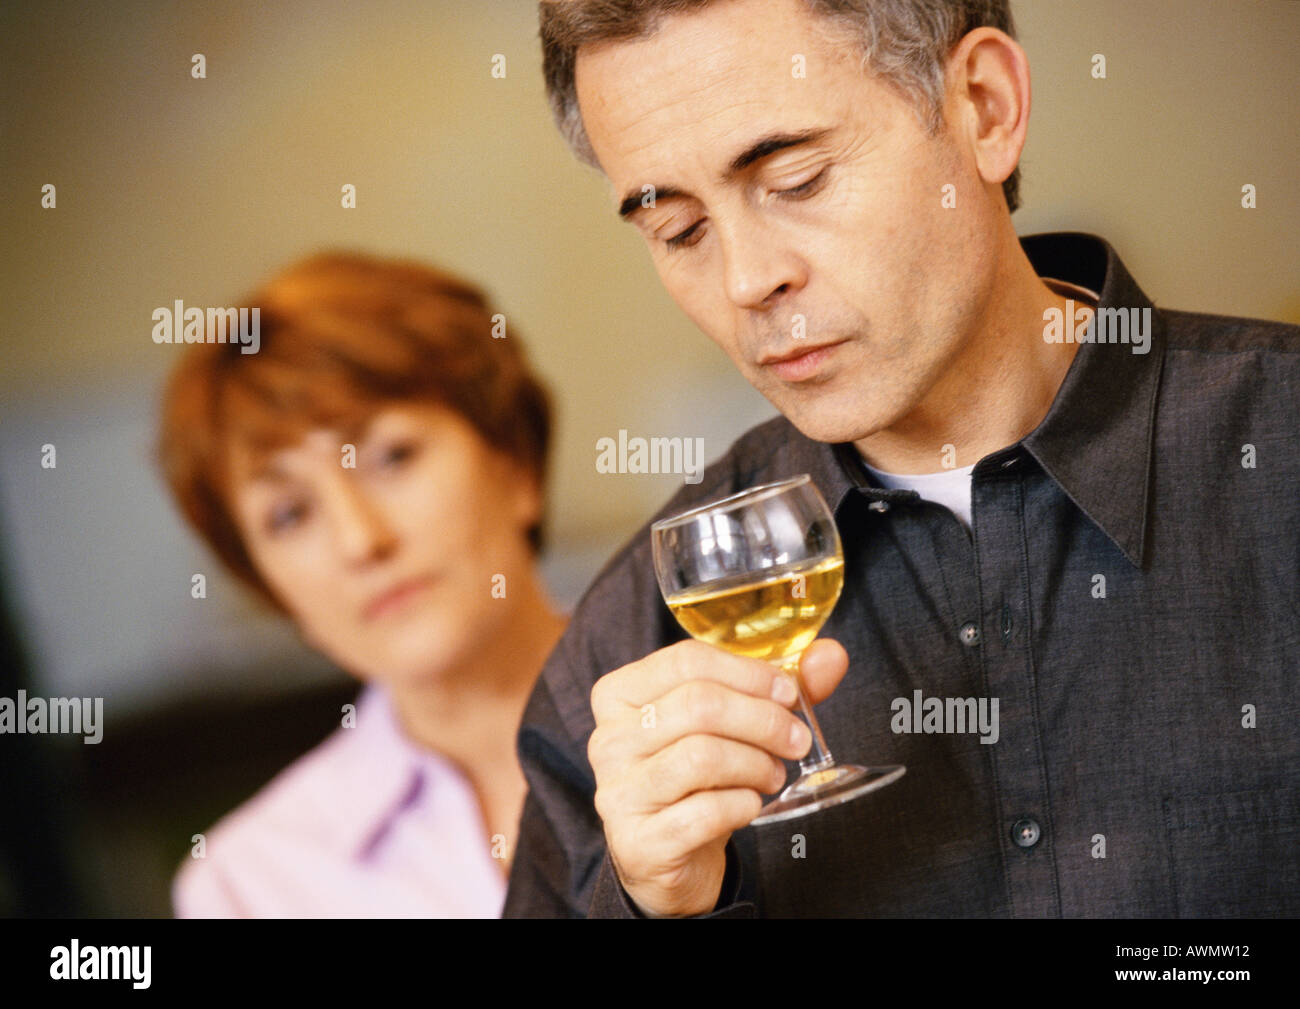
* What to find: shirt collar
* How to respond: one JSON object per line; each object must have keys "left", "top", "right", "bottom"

{"left": 329, "top": 683, "right": 432, "bottom": 861}
{"left": 794, "top": 232, "right": 1163, "bottom": 569}
{"left": 1016, "top": 232, "right": 1163, "bottom": 569}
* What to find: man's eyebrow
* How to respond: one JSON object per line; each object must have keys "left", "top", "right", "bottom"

{"left": 617, "top": 127, "right": 834, "bottom": 220}
{"left": 618, "top": 185, "right": 688, "bottom": 220}
{"left": 725, "top": 127, "right": 833, "bottom": 177}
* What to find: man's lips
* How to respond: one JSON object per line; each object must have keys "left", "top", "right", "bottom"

{"left": 362, "top": 575, "right": 436, "bottom": 621}
{"left": 757, "top": 340, "right": 848, "bottom": 382}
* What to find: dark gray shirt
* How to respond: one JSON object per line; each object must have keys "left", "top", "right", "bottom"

{"left": 504, "top": 232, "right": 1300, "bottom": 917}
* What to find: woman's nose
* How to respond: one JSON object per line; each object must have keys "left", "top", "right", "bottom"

{"left": 323, "top": 472, "right": 397, "bottom": 566}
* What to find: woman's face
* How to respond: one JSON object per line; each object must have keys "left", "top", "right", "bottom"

{"left": 227, "top": 402, "right": 543, "bottom": 686}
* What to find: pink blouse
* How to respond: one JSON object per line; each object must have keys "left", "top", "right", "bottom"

{"left": 172, "top": 684, "right": 507, "bottom": 917}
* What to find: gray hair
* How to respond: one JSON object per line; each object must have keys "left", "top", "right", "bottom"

{"left": 539, "top": 0, "right": 1021, "bottom": 212}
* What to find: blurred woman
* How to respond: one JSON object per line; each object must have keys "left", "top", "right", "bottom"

{"left": 157, "top": 252, "right": 565, "bottom": 916}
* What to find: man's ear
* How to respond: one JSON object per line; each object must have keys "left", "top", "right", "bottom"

{"left": 949, "top": 26, "right": 1030, "bottom": 197}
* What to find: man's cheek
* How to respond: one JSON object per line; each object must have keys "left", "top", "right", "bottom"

{"left": 678, "top": 296, "right": 731, "bottom": 349}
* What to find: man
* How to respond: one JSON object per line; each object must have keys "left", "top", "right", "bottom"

{"left": 505, "top": 0, "right": 1300, "bottom": 917}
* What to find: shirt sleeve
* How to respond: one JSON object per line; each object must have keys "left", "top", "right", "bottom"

{"left": 589, "top": 841, "right": 758, "bottom": 918}
{"left": 503, "top": 473, "right": 764, "bottom": 918}
{"left": 501, "top": 673, "right": 606, "bottom": 917}
{"left": 505, "top": 679, "right": 758, "bottom": 919}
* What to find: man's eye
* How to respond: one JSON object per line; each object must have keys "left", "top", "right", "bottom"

{"left": 775, "top": 168, "right": 829, "bottom": 200}
{"left": 664, "top": 220, "right": 706, "bottom": 252}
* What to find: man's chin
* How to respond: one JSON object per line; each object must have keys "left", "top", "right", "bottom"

{"left": 765, "top": 397, "right": 889, "bottom": 446}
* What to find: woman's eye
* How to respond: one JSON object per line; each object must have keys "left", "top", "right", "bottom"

{"left": 776, "top": 168, "right": 829, "bottom": 199}
{"left": 377, "top": 440, "right": 418, "bottom": 468}
{"left": 267, "top": 501, "right": 308, "bottom": 534}
{"left": 664, "top": 220, "right": 706, "bottom": 252}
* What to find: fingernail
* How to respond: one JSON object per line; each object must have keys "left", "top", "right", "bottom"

{"left": 788, "top": 720, "right": 810, "bottom": 751}
{"left": 770, "top": 675, "right": 798, "bottom": 705}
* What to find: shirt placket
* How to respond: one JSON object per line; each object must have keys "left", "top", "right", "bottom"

{"left": 970, "top": 450, "right": 1061, "bottom": 916}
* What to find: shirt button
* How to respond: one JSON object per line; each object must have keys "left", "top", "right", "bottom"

{"left": 1012, "top": 818, "right": 1041, "bottom": 848}
{"left": 959, "top": 622, "right": 980, "bottom": 646}
{"left": 868, "top": 500, "right": 890, "bottom": 513}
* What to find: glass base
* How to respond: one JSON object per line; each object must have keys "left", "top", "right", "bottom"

{"left": 751, "top": 763, "right": 906, "bottom": 826}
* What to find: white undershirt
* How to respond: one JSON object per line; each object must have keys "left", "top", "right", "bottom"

{"left": 858, "top": 277, "right": 1100, "bottom": 532}
{"left": 862, "top": 460, "right": 978, "bottom": 529}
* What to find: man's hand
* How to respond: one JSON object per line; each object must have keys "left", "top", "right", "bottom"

{"left": 588, "top": 637, "right": 850, "bottom": 917}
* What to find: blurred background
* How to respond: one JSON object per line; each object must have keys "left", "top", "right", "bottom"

{"left": 0, "top": 0, "right": 1296, "bottom": 916}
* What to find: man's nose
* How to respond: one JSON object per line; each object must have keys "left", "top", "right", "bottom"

{"left": 323, "top": 472, "right": 397, "bottom": 566}
{"left": 719, "top": 215, "right": 806, "bottom": 310}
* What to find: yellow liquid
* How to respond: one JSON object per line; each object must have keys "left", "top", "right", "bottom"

{"left": 667, "top": 557, "right": 844, "bottom": 662}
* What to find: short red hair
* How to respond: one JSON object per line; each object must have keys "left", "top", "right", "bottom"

{"left": 155, "top": 251, "right": 553, "bottom": 616}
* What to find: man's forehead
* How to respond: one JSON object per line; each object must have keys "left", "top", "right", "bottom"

{"left": 573, "top": 3, "right": 872, "bottom": 190}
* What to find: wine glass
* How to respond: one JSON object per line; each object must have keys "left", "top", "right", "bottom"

{"left": 651, "top": 473, "right": 905, "bottom": 825}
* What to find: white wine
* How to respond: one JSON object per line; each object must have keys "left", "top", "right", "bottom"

{"left": 652, "top": 476, "right": 905, "bottom": 823}
{"left": 667, "top": 556, "right": 844, "bottom": 662}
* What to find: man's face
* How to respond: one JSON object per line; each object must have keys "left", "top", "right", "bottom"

{"left": 575, "top": 0, "right": 1001, "bottom": 444}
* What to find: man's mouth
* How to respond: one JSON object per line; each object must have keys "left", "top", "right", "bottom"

{"left": 757, "top": 340, "right": 847, "bottom": 382}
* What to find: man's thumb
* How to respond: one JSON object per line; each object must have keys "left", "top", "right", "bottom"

{"left": 795, "top": 638, "right": 850, "bottom": 705}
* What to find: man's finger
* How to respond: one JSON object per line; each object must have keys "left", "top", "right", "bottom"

{"left": 631, "top": 735, "right": 790, "bottom": 811}
{"left": 790, "top": 638, "right": 851, "bottom": 705}
{"left": 592, "top": 638, "right": 794, "bottom": 717}
{"left": 589, "top": 679, "right": 809, "bottom": 769}
{"left": 639, "top": 787, "right": 765, "bottom": 858}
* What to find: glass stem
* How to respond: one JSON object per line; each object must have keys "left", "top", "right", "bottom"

{"left": 778, "top": 652, "right": 835, "bottom": 774}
